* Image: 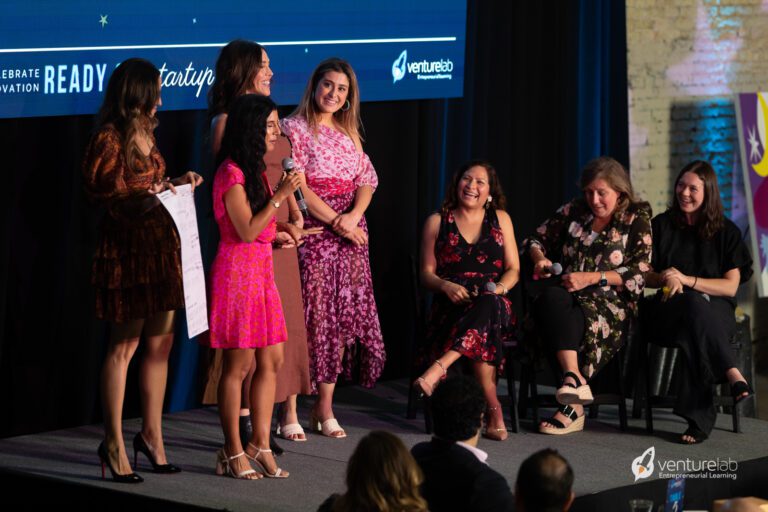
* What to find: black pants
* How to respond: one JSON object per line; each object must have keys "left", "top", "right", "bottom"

{"left": 642, "top": 291, "right": 736, "bottom": 436}
{"left": 532, "top": 286, "right": 586, "bottom": 353}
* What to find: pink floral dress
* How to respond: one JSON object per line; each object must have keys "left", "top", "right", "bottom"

{"left": 281, "top": 116, "right": 385, "bottom": 392}
{"left": 207, "top": 158, "right": 287, "bottom": 349}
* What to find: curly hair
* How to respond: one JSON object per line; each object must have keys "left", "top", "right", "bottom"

{"left": 441, "top": 160, "right": 508, "bottom": 213}
{"left": 208, "top": 39, "right": 265, "bottom": 118}
{"left": 219, "top": 94, "right": 276, "bottom": 213}
{"left": 289, "top": 57, "right": 364, "bottom": 142}
{"left": 431, "top": 376, "right": 486, "bottom": 441}
{"left": 332, "top": 431, "right": 428, "bottom": 512}
{"left": 669, "top": 160, "right": 724, "bottom": 240}
{"left": 96, "top": 58, "right": 160, "bottom": 174}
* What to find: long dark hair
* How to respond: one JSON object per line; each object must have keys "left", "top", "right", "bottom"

{"left": 441, "top": 160, "right": 508, "bottom": 213}
{"left": 96, "top": 58, "right": 160, "bottom": 173}
{"left": 670, "top": 160, "right": 724, "bottom": 239}
{"left": 220, "top": 94, "right": 276, "bottom": 213}
{"left": 208, "top": 39, "right": 265, "bottom": 118}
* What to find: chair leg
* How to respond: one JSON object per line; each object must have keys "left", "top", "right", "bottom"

{"left": 588, "top": 405, "right": 599, "bottom": 419}
{"left": 406, "top": 382, "right": 418, "bottom": 420}
{"left": 733, "top": 401, "right": 741, "bottom": 434}
{"left": 530, "top": 375, "right": 540, "bottom": 426}
{"left": 618, "top": 397, "right": 628, "bottom": 431}
{"left": 518, "top": 365, "right": 531, "bottom": 419}
{"left": 424, "top": 397, "right": 433, "bottom": 434}
{"left": 505, "top": 361, "right": 520, "bottom": 433}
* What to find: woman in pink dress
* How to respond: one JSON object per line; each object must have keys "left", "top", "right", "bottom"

{"left": 208, "top": 94, "right": 301, "bottom": 479}
{"left": 282, "top": 58, "right": 385, "bottom": 438}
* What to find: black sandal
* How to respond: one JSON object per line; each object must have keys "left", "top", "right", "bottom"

{"left": 731, "top": 380, "right": 754, "bottom": 404}
{"left": 555, "top": 371, "right": 594, "bottom": 405}
{"left": 680, "top": 425, "right": 708, "bottom": 444}
{"left": 538, "top": 404, "right": 585, "bottom": 435}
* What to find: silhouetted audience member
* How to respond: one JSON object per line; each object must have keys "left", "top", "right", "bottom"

{"left": 515, "top": 449, "right": 575, "bottom": 512}
{"left": 411, "top": 376, "right": 514, "bottom": 512}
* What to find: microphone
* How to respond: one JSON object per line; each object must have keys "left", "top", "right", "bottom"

{"left": 547, "top": 263, "right": 563, "bottom": 276}
{"left": 282, "top": 157, "right": 307, "bottom": 217}
{"left": 484, "top": 282, "right": 497, "bottom": 293}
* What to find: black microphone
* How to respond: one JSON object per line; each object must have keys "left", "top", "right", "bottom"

{"left": 282, "top": 157, "right": 307, "bottom": 217}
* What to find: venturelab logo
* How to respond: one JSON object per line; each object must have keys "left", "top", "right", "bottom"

{"left": 630, "top": 446, "right": 738, "bottom": 481}
{"left": 392, "top": 50, "right": 407, "bottom": 83}
{"left": 391, "top": 49, "right": 453, "bottom": 84}
{"left": 631, "top": 447, "right": 655, "bottom": 481}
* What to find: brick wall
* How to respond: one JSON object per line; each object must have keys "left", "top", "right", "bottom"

{"left": 626, "top": 0, "right": 768, "bottom": 335}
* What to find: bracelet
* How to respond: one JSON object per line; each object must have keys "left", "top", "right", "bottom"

{"left": 496, "top": 282, "right": 508, "bottom": 295}
{"left": 692, "top": 276, "right": 698, "bottom": 290}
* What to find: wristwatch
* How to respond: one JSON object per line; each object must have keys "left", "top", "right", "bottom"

{"left": 270, "top": 199, "right": 280, "bottom": 209}
{"left": 598, "top": 271, "right": 608, "bottom": 287}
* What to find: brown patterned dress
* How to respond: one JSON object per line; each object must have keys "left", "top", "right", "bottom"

{"left": 82, "top": 125, "right": 184, "bottom": 323}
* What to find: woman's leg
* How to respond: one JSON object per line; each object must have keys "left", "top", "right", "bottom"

{"left": 101, "top": 333, "right": 141, "bottom": 475}
{"left": 417, "top": 350, "right": 462, "bottom": 391}
{"left": 138, "top": 332, "right": 174, "bottom": 464}
{"left": 246, "top": 343, "right": 286, "bottom": 475}
{"left": 219, "top": 348, "right": 260, "bottom": 479}
{"left": 278, "top": 394, "right": 304, "bottom": 440}
{"left": 473, "top": 361, "right": 507, "bottom": 438}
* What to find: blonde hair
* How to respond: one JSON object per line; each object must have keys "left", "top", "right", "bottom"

{"left": 290, "top": 58, "right": 363, "bottom": 142}
{"left": 332, "top": 431, "right": 428, "bottom": 512}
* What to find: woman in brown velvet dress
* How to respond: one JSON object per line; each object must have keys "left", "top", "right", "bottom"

{"left": 83, "top": 58, "right": 202, "bottom": 482}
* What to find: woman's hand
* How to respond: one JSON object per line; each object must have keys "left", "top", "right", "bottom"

{"left": 533, "top": 257, "right": 554, "bottom": 280}
{"left": 561, "top": 272, "right": 594, "bottom": 293}
{"left": 275, "top": 172, "right": 303, "bottom": 202}
{"left": 274, "top": 231, "right": 298, "bottom": 248}
{"left": 661, "top": 276, "right": 684, "bottom": 301}
{"left": 290, "top": 211, "right": 305, "bottom": 230}
{"left": 148, "top": 177, "right": 173, "bottom": 195}
{"left": 180, "top": 171, "right": 203, "bottom": 191}
{"left": 441, "top": 281, "right": 472, "bottom": 304}
{"left": 660, "top": 267, "right": 691, "bottom": 288}
{"left": 343, "top": 226, "right": 368, "bottom": 246}
{"left": 332, "top": 212, "right": 362, "bottom": 236}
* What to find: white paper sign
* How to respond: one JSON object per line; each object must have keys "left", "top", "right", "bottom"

{"left": 157, "top": 184, "right": 209, "bottom": 338}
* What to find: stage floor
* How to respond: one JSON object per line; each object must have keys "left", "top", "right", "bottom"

{"left": 1, "top": 379, "right": 767, "bottom": 511}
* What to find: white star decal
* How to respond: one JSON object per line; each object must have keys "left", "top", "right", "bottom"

{"left": 748, "top": 126, "right": 761, "bottom": 162}
{"left": 99, "top": 15, "right": 108, "bottom": 28}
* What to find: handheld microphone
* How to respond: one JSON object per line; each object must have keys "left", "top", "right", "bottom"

{"left": 281, "top": 157, "right": 307, "bottom": 217}
{"left": 547, "top": 263, "right": 563, "bottom": 276}
{"left": 484, "top": 282, "right": 497, "bottom": 293}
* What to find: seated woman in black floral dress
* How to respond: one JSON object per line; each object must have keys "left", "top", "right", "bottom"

{"left": 644, "top": 160, "right": 753, "bottom": 444}
{"left": 415, "top": 160, "right": 520, "bottom": 441}
{"left": 523, "top": 156, "right": 652, "bottom": 435}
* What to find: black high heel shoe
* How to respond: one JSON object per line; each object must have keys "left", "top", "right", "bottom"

{"left": 97, "top": 442, "right": 143, "bottom": 483}
{"left": 133, "top": 433, "right": 181, "bottom": 473}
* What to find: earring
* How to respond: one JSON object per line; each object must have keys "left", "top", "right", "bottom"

{"left": 341, "top": 100, "right": 350, "bottom": 112}
{"left": 485, "top": 196, "right": 493, "bottom": 209}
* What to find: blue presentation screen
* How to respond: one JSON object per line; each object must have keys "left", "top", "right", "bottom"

{"left": 0, "top": 0, "right": 467, "bottom": 119}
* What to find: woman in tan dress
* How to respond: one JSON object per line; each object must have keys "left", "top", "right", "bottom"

{"left": 204, "top": 40, "right": 316, "bottom": 446}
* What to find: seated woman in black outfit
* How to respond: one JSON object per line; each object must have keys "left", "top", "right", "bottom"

{"left": 644, "top": 160, "right": 753, "bottom": 444}
{"left": 523, "top": 156, "right": 652, "bottom": 435}
{"left": 415, "top": 161, "right": 520, "bottom": 441}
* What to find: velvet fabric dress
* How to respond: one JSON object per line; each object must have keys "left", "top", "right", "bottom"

{"left": 83, "top": 125, "right": 184, "bottom": 323}
{"left": 281, "top": 116, "right": 385, "bottom": 393}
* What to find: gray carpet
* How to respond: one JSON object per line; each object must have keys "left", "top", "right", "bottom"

{"left": 1, "top": 379, "right": 766, "bottom": 511}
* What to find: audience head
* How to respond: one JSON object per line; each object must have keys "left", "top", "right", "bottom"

{"left": 293, "top": 57, "right": 362, "bottom": 140}
{"left": 670, "top": 160, "right": 724, "bottom": 239}
{"left": 97, "top": 58, "right": 161, "bottom": 170}
{"left": 430, "top": 376, "right": 486, "bottom": 442}
{"left": 442, "top": 160, "right": 508, "bottom": 213}
{"left": 220, "top": 94, "right": 278, "bottom": 212}
{"left": 333, "top": 430, "right": 428, "bottom": 512}
{"left": 208, "top": 39, "right": 269, "bottom": 116}
{"left": 515, "top": 449, "right": 575, "bottom": 512}
{"left": 579, "top": 156, "right": 638, "bottom": 221}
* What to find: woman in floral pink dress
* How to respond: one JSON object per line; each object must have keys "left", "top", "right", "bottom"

{"left": 208, "top": 94, "right": 301, "bottom": 479}
{"left": 282, "top": 58, "right": 385, "bottom": 438}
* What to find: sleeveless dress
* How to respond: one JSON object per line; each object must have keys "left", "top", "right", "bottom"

{"left": 425, "top": 209, "right": 515, "bottom": 368}
{"left": 207, "top": 158, "right": 287, "bottom": 349}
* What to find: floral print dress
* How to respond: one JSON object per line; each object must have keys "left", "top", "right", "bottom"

{"left": 523, "top": 200, "right": 652, "bottom": 377}
{"left": 425, "top": 209, "right": 515, "bottom": 369}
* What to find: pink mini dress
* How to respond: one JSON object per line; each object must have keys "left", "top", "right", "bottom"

{"left": 207, "top": 158, "right": 287, "bottom": 349}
